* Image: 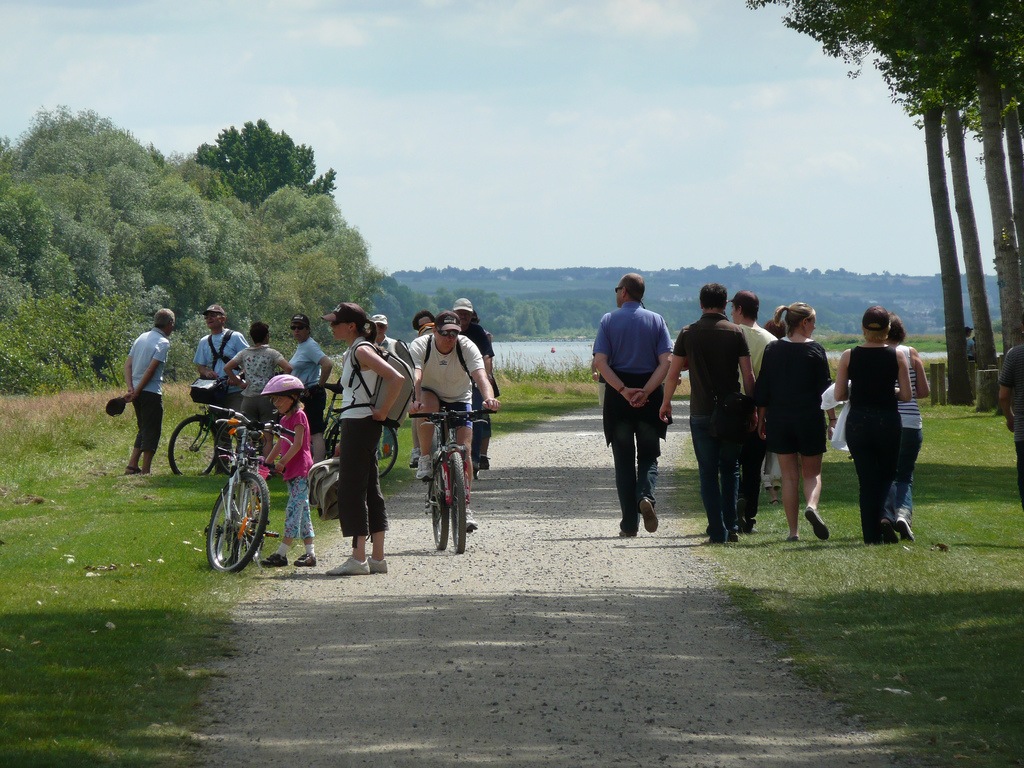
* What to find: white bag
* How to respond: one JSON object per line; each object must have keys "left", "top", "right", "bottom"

{"left": 831, "top": 404, "right": 850, "bottom": 452}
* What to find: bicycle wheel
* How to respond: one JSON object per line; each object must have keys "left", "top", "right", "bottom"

{"left": 448, "top": 452, "right": 467, "bottom": 554}
{"left": 377, "top": 425, "right": 399, "bottom": 477}
{"left": 430, "top": 459, "right": 449, "bottom": 551}
{"left": 206, "top": 470, "right": 270, "bottom": 572}
{"left": 169, "top": 414, "right": 217, "bottom": 475}
{"left": 323, "top": 418, "right": 341, "bottom": 459}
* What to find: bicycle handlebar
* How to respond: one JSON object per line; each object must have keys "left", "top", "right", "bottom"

{"left": 209, "top": 405, "right": 295, "bottom": 438}
{"left": 410, "top": 409, "right": 496, "bottom": 422}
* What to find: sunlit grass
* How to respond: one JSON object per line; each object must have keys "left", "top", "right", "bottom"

{"left": 673, "top": 403, "right": 1024, "bottom": 767}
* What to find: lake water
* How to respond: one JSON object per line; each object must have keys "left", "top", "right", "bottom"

{"left": 491, "top": 339, "right": 949, "bottom": 372}
{"left": 492, "top": 340, "right": 594, "bottom": 370}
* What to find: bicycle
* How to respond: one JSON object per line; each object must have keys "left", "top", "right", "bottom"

{"left": 168, "top": 405, "right": 228, "bottom": 475}
{"left": 411, "top": 409, "right": 493, "bottom": 555}
{"left": 205, "top": 405, "right": 294, "bottom": 573}
{"left": 322, "top": 391, "right": 399, "bottom": 477}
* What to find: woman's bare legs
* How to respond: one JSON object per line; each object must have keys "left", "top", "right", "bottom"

{"left": 777, "top": 453, "right": 801, "bottom": 538}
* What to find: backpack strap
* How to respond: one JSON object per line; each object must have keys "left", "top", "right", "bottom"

{"left": 207, "top": 329, "right": 234, "bottom": 366}
{"left": 346, "top": 340, "right": 378, "bottom": 398}
{"left": 423, "top": 335, "right": 470, "bottom": 376}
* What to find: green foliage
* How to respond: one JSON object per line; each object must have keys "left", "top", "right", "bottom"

{"left": 0, "top": 292, "right": 140, "bottom": 393}
{"left": 0, "top": 108, "right": 382, "bottom": 389}
{"left": 195, "top": 119, "right": 336, "bottom": 205}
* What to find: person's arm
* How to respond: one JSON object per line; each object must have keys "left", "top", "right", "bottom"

{"left": 133, "top": 359, "right": 160, "bottom": 398}
{"left": 659, "top": 354, "right": 685, "bottom": 423}
{"left": 274, "top": 424, "right": 303, "bottom": 474}
{"left": 825, "top": 407, "right": 837, "bottom": 439}
{"left": 910, "top": 347, "right": 929, "bottom": 398}
{"left": 896, "top": 351, "right": 912, "bottom": 402}
{"left": 124, "top": 355, "right": 136, "bottom": 401}
{"left": 470, "top": 367, "right": 500, "bottom": 411}
{"left": 1000, "top": 385, "right": 1015, "bottom": 433}
{"left": 223, "top": 356, "right": 246, "bottom": 389}
{"left": 834, "top": 350, "right": 852, "bottom": 401}
{"left": 317, "top": 355, "right": 334, "bottom": 388}
{"left": 757, "top": 405, "right": 767, "bottom": 440}
{"left": 739, "top": 356, "right": 755, "bottom": 398}
{"left": 277, "top": 353, "right": 293, "bottom": 374}
{"left": 593, "top": 352, "right": 642, "bottom": 404}
{"left": 410, "top": 366, "right": 425, "bottom": 412}
{"left": 630, "top": 351, "right": 671, "bottom": 407}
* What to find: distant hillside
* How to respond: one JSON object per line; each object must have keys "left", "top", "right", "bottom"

{"left": 375, "top": 264, "right": 997, "bottom": 340}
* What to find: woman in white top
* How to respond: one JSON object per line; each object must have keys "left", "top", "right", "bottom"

{"left": 883, "top": 313, "right": 929, "bottom": 542}
{"left": 321, "top": 302, "right": 403, "bottom": 576}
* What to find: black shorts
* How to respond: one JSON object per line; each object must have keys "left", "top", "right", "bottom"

{"left": 133, "top": 391, "right": 163, "bottom": 452}
{"left": 300, "top": 386, "right": 327, "bottom": 434}
{"left": 422, "top": 389, "right": 471, "bottom": 428}
{"left": 765, "top": 409, "right": 826, "bottom": 456}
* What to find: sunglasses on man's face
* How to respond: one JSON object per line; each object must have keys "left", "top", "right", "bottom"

{"left": 437, "top": 329, "right": 459, "bottom": 338}
{"left": 290, "top": 325, "right": 307, "bottom": 331}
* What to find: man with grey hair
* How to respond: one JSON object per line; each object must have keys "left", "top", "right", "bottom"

{"left": 124, "top": 308, "right": 175, "bottom": 474}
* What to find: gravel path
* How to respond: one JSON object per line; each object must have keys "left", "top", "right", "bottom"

{"left": 193, "top": 407, "right": 897, "bottom": 767}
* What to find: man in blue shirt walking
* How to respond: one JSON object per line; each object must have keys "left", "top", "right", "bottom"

{"left": 593, "top": 273, "right": 672, "bottom": 537}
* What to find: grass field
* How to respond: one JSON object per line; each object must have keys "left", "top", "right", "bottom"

{"left": 2, "top": 377, "right": 1020, "bottom": 767}
{"left": 672, "top": 403, "right": 1024, "bottom": 768}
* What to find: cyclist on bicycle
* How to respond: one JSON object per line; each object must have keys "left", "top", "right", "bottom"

{"left": 409, "top": 310, "right": 500, "bottom": 533}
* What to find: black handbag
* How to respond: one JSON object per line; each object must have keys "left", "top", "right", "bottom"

{"left": 190, "top": 377, "right": 228, "bottom": 405}
{"left": 710, "top": 391, "right": 756, "bottom": 443}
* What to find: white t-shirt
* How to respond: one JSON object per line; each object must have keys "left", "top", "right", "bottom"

{"left": 409, "top": 335, "right": 484, "bottom": 404}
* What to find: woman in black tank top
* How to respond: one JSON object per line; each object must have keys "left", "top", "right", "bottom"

{"left": 834, "top": 306, "right": 912, "bottom": 544}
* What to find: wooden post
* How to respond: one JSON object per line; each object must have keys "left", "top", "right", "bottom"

{"left": 930, "top": 362, "right": 947, "bottom": 406}
{"left": 976, "top": 369, "right": 1000, "bottom": 412}
{"left": 967, "top": 360, "right": 977, "bottom": 396}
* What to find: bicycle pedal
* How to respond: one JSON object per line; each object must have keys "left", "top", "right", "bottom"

{"left": 264, "top": 531, "right": 280, "bottom": 538}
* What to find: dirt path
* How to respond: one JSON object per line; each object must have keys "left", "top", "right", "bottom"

{"left": 193, "top": 407, "right": 897, "bottom": 767}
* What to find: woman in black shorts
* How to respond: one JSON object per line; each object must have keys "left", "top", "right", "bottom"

{"left": 754, "top": 302, "right": 833, "bottom": 541}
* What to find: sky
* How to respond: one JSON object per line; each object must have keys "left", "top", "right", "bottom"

{"left": 0, "top": 0, "right": 993, "bottom": 277}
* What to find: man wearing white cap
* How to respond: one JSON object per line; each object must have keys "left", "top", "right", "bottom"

{"left": 194, "top": 303, "right": 248, "bottom": 411}
{"left": 453, "top": 297, "right": 496, "bottom": 474}
{"left": 371, "top": 314, "right": 398, "bottom": 354}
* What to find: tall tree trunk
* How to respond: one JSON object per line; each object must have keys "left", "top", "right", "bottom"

{"left": 923, "top": 107, "right": 973, "bottom": 404}
{"left": 946, "top": 106, "right": 997, "bottom": 370}
{"left": 977, "top": 66, "right": 1024, "bottom": 351}
{"left": 1003, "top": 90, "right": 1024, "bottom": 279}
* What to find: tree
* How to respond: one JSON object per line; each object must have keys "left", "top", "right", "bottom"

{"left": 746, "top": 0, "right": 1024, "bottom": 402}
{"left": 196, "top": 119, "right": 336, "bottom": 205}
{"left": 946, "top": 107, "right": 997, "bottom": 370}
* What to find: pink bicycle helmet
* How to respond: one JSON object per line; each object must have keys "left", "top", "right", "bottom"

{"left": 261, "top": 374, "right": 305, "bottom": 396}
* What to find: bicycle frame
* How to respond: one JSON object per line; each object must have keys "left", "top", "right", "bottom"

{"left": 205, "top": 406, "right": 293, "bottom": 572}
{"left": 411, "top": 409, "right": 493, "bottom": 553}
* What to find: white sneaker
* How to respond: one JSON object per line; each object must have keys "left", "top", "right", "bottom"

{"left": 465, "top": 509, "right": 478, "bottom": 533}
{"left": 408, "top": 448, "right": 420, "bottom": 468}
{"left": 416, "top": 455, "right": 432, "bottom": 480}
{"left": 326, "top": 556, "right": 370, "bottom": 576}
{"left": 368, "top": 556, "right": 388, "bottom": 574}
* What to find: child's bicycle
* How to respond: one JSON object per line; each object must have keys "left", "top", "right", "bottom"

{"left": 204, "top": 405, "right": 294, "bottom": 573}
{"left": 411, "top": 409, "right": 494, "bottom": 555}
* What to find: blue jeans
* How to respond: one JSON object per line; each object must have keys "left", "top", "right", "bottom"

{"left": 1016, "top": 441, "right": 1024, "bottom": 512}
{"left": 884, "top": 427, "right": 922, "bottom": 524}
{"left": 690, "top": 415, "right": 741, "bottom": 543}
{"left": 845, "top": 406, "right": 901, "bottom": 543}
{"left": 609, "top": 416, "right": 661, "bottom": 533}
{"left": 471, "top": 387, "right": 491, "bottom": 466}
